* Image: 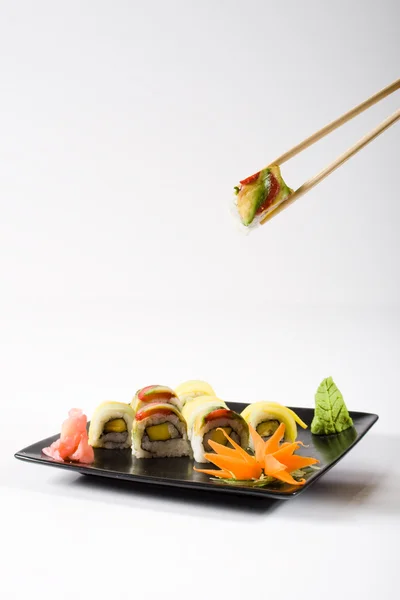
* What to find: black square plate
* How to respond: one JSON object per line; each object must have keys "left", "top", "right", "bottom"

{"left": 14, "top": 403, "right": 378, "bottom": 499}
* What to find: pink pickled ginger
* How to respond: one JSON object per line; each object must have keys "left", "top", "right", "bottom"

{"left": 42, "top": 408, "right": 94, "bottom": 464}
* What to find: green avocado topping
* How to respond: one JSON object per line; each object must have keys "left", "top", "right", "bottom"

{"left": 236, "top": 170, "right": 270, "bottom": 226}
{"left": 311, "top": 377, "right": 354, "bottom": 436}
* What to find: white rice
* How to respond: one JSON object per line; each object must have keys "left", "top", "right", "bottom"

{"left": 100, "top": 431, "right": 129, "bottom": 450}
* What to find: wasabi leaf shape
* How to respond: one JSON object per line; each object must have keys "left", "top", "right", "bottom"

{"left": 311, "top": 377, "right": 354, "bottom": 435}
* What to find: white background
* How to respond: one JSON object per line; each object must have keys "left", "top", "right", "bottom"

{"left": 1, "top": 1, "right": 399, "bottom": 599}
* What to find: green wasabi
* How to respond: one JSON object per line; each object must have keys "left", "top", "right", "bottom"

{"left": 311, "top": 377, "right": 354, "bottom": 436}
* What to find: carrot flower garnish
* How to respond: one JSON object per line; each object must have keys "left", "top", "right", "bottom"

{"left": 194, "top": 429, "right": 262, "bottom": 480}
{"left": 194, "top": 424, "right": 318, "bottom": 488}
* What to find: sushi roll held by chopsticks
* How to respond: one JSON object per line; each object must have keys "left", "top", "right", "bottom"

{"left": 133, "top": 403, "right": 192, "bottom": 459}
{"left": 234, "top": 166, "right": 292, "bottom": 229}
{"left": 88, "top": 401, "right": 134, "bottom": 449}
{"left": 183, "top": 396, "right": 249, "bottom": 463}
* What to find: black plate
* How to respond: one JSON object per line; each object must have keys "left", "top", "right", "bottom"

{"left": 14, "top": 403, "right": 378, "bottom": 499}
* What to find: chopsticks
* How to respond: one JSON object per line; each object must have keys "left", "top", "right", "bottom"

{"left": 260, "top": 78, "right": 400, "bottom": 225}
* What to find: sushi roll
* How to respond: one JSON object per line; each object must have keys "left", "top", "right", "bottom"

{"left": 234, "top": 165, "right": 293, "bottom": 229}
{"left": 183, "top": 396, "right": 249, "bottom": 463}
{"left": 241, "top": 402, "right": 307, "bottom": 449}
{"left": 131, "top": 385, "right": 183, "bottom": 413}
{"left": 88, "top": 401, "right": 134, "bottom": 449}
{"left": 133, "top": 403, "right": 191, "bottom": 459}
{"left": 174, "top": 380, "right": 216, "bottom": 407}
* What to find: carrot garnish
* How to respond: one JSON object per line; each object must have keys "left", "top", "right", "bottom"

{"left": 264, "top": 453, "right": 287, "bottom": 475}
{"left": 263, "top": 422, "right": 286, "bottom": 454}
{"left": 193, "top": 425, "right": 318, "bottom": 489}
{"left": 268, "top": 470, "right": 306, "bottom": 486}
{"left": 277, "top": 455, "right": 319, "bottom": 472}
{"left": 248, "top": 424, "right": 267, "bottom": 463}
{"left": 205, "top": 440, "right": 242, "bottom": 459}
{"left": 202, "top": 453, "right": 262, "bottom": 480}
{"left": 193, "top": 467, "right": 232, "bottom": 479}
{"left": 208, "top": 429, "right": 256, "bottom": 464}
{"left": 272, "top": 442, "right": 302, "bottom": 461}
